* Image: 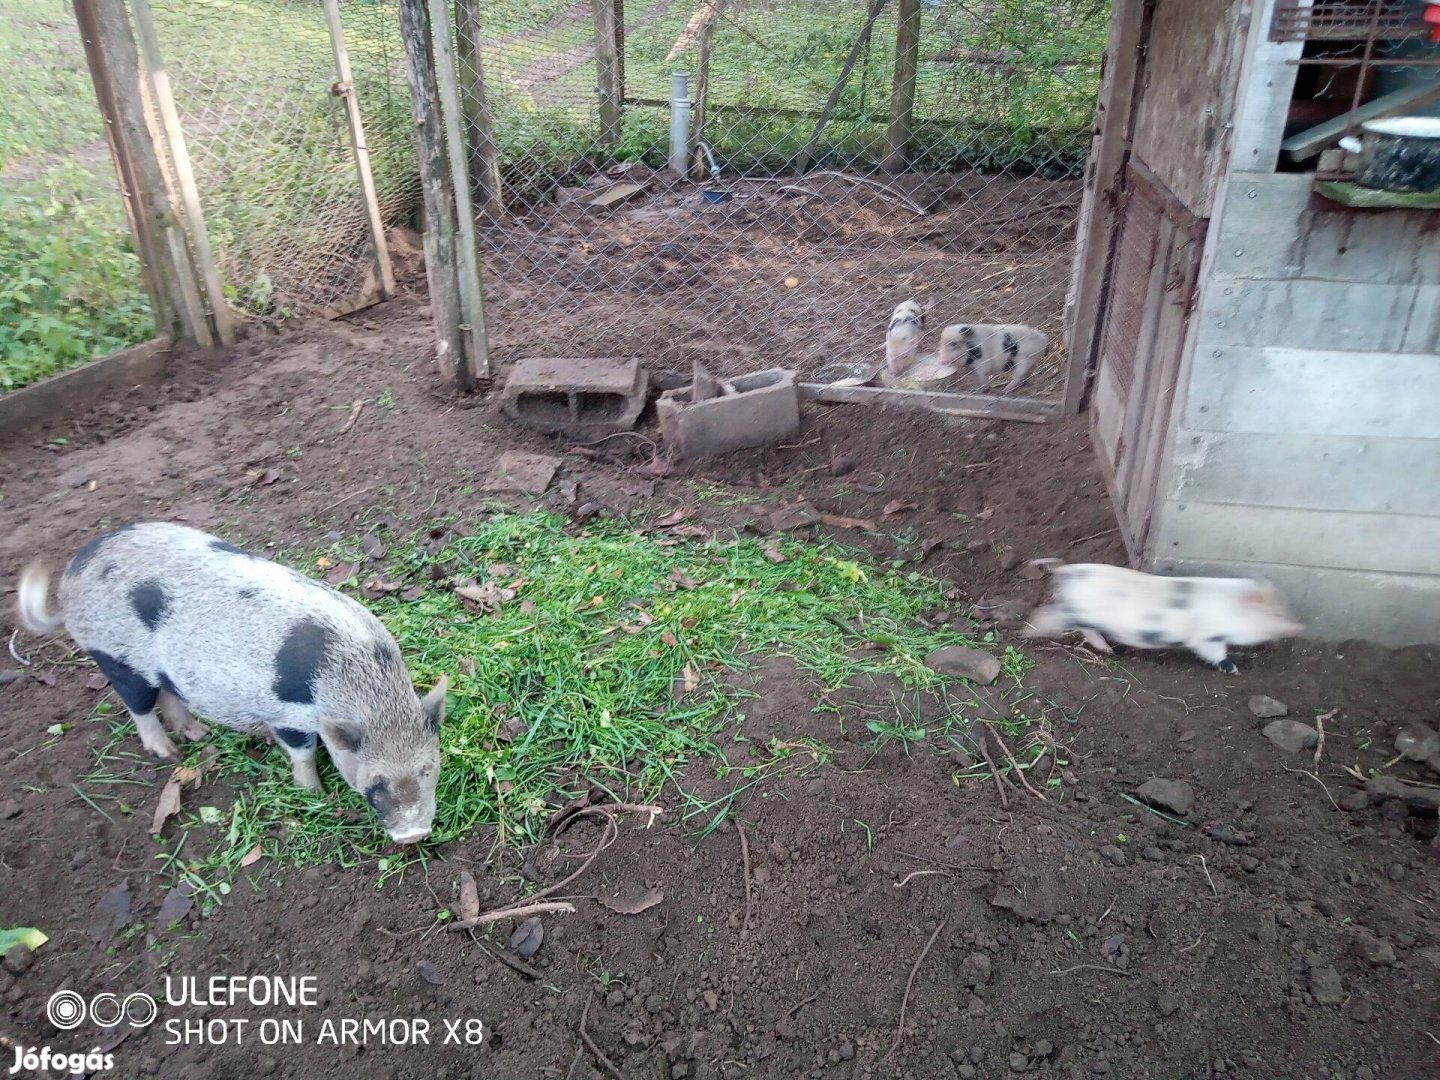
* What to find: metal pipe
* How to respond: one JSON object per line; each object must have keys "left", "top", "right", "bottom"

{"left": 697, "top": 139, "right": 721, "bottom": 179}
{"left": 669, "top": 71, "right": 691, "bottom": 175}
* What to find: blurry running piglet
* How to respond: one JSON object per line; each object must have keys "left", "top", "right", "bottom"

{"left": 16, "top": 523, "right": 447, "bottom": 844}
{"left": 885, "top": 300, "right": 927, "bottom": 376}
{"left": 1021, "top": 559, "right": 1303, "bottom": 674}
{"left": 938, "top": 323, "right": 1048, "bottom": 394}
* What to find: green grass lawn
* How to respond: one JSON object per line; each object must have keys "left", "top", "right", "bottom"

{"left": 74, "top": 510, "right": 1045, "bottom": 906}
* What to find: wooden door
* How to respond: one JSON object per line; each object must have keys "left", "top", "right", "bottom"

{"left": 1090, "top": 161, "right": 1207, "bottom": 562}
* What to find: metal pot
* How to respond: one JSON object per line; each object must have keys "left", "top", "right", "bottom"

{"left": 1338, "top": 116, "right": 1440, "bottom": 194}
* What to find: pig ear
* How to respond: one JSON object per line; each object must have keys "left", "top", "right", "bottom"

{"left": 321, "top": 717, "right": 365, "bottom": 755}
{"left": 1240, "top": 587, "right": 1269, "bottom": 607}
{"left": 421, "top": 675, "right": 448, "bottom": 732}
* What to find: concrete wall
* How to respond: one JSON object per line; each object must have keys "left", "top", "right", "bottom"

{"left": 1143, "top": 2, "right": 1440, "bottom": 647}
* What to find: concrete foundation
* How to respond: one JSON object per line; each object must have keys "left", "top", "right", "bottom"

{"left": 657, "top": 369, "right": 799, "bottom": 461}
{"left": 501, "top": 357, "right": 648, "bottom": 439}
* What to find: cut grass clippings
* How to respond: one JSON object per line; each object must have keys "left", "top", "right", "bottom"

{"left": 77, "top": 510, "right": 1032, "bottom": 895}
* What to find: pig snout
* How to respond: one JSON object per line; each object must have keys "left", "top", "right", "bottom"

{"left": 363, "top": 772, "right": 438, "bottom": 845}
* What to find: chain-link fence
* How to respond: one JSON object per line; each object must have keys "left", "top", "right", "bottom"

{"left": 141, "top": 0, "right": 419, "bottom": 325}
{"left": 455, "top": 0, "right": 1108, "bottom": 399}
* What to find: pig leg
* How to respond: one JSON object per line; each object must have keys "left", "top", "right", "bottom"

{"left": 1078, "top": 627, "right": 1114, "bottom": 654}
{"left": 157, "top": 688, "right": 208, "bottom": 742}
{"left": 1189, "top": 637, "right": 1239, "bottom": 675}
{"left": 1020, "top": 603, "right": 1068, "bottom": 638}
{"left": 88, "top": 649, "right": 177, "bottom": 760}
{"left": 273, "top": 727, "right": 323, "bottom": 790}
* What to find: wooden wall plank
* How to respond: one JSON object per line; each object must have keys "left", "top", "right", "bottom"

{"left": 1170, "top": 432, "right": 1440, "bottom": 516}
{"left": 1147, "top": 558, "right": 1440, "bottom": 647}
{"left": 1204, "top": 281, "right": 1440, "bottom": 352}
{"left": 1180, "top": 345, "right": 1440, "bottom": 437}
{"left": 1129, "top": 0, "right": 1245, "bottom": 217}
{"left": 1157, "top": 502, "right": 1440, "bottom": 576}
{"left": 1215, "top": 173, "right": 1440, "bottom": 285}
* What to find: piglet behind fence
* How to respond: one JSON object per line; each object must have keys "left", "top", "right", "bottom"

{"left": 884, "top": 300, "right": 927, "bottom": 376}
{"left": 16, "top": 523, "right": 446, "bottom": 844}
{"left": 1021, "top": 559, "right": 1303, "bottom": 674}
{"left": 937, "top": 323, "right": 1048, "bottom": 394}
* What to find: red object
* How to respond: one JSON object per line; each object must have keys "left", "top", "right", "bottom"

{"left": 1426, "top": 3, "right": 1440, "bottom": 44}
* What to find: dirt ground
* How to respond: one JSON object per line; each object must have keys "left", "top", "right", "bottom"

{"left": 1, "top": 284, "right": 1438, "bottom": 1080}
{"left": 478, "top": 170, "right": 1080, "bottom": 399}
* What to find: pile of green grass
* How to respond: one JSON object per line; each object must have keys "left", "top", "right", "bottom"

{"left": 79, "top": 510, "right": 1030, "bottom": 901}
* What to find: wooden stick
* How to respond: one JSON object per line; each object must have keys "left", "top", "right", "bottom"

{"left": 445, "top": 900, "right": 575, "bottom": 931}
{"left": 973, "top": 731, "right": 1010, "bottom": 810}
{"left": 1050, "top": 963, "right": 1132, "bottom": 977}
{"left": 796, "top": 0, "right": 891, "bottom": 173}
{"left": 982, "top": 723, "right": 1048, "bottom": 802}
{"left": 579, "top": 995, "right": 626, "bottom": 1080}
{"left": 1314, "top": 708, "right": 1335, "bottom": 769}
{"left": 129, "top": 0, "right": 234, "bottom": 345}
{"left": 883, "top": 919, "right": 946, "bottom": 1062}
{"left": 322, "top": 0, "right": 395, "bottom": 300}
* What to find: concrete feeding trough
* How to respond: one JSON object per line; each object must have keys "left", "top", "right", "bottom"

{"left": 501, "top": 357, "right": 648, "bottom": 439}
{"left": 658, "top": 368, "right": 800, "bottom": 461}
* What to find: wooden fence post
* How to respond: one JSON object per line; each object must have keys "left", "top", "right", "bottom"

{"left": 883, "top": 0, "right": 921, "bottom": 173}
{"left": 592, "top": 0, "right": 623, "bottom": 147}
{"left": 453, "top": 0, "right": 504, "bottom": 220}
{"left": 396, "top": 0, "right": 469, "bottom": 388}
{"left": 322, "top": 0, "right": 396, "bottom": 300}
{"left": 77, "top": 0, "right": 210, "bottom": 346}
{"left": 129, "top": 0, "right": 234, "bottom": 346}
{"left": 431, "top": 0, "right": 492, "bottom": 381}
{"left": 689, "top": 2, "right": 718, "bottom": 180}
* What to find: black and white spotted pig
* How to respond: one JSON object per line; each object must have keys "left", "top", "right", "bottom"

{"left": 885, "top": 300, "right": 927, "bottom": 376}
{"left": 937, "top": 323, "right": 1048, "bottom": 394}
{"left": 17, "top": 523, "right": 447, "bottom": 844}
{"left": 1021, "top": 560, "right": 1303, "bottom": 674}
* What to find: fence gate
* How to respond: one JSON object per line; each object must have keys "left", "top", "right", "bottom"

{"left": 122, "top": 0, "right": 413, "bottom": 338}
{"left": 1089, "top": 160, "right": 1206, "bottom": 562}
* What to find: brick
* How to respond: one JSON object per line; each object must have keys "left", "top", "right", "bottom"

{"left": 500, "top": 357, "right": 647, "bottom": 439}
{"left": 657, "top": 369, "right": 800, "bottom": 462}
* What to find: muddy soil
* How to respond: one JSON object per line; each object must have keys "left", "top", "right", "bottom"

{"left": 0, "top": 295, "right": 1437, "bottom": 1080}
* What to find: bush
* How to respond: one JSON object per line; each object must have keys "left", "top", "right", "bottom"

{"left": 0, "top": 168, "right": 153, "bottom": 391}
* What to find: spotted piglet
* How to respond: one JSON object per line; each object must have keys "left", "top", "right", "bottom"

{"left": 17, "top": 523, "right": 447, "bottom": 844}
{"left": 885, "top": 300, "right": 927, "bottom": 376}
{"left": 937, "top": 323, "right": 1048, "bottom": 394}
{"left": 1021, "top": 559, "right": 1303, "bottom": 674}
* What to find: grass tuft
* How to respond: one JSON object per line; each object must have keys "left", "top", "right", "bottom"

{"left": 78, "top": 510, "right": 1032, "bottom": 892}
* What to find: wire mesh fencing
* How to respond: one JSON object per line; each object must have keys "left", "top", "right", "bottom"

{"left": 452, "top": 0, "right": 1109, "bottom": 399}
{"left": 139, "top": 0, "right": 419, "bottom": 326}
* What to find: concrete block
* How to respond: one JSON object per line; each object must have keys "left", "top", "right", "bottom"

{"left": 657, "top": 369, "right": 799, "bottom": 461}
{"left": 501, "top": 357, "right": 647, "bottom": 439}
